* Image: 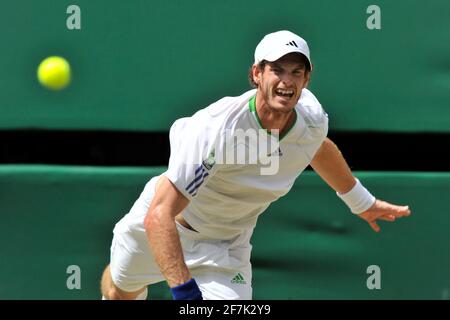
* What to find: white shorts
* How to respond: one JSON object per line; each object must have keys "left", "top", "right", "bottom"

{"left": 109, "top": 216, "right": 253, "bottom": 300}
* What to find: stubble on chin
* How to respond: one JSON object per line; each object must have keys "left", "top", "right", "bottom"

{"left": 267, "top": 104, "right": 294, "bottom": 115}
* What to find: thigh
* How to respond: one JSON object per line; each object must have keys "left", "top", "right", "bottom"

{"left": 179, "top": 225, "right": 253, "bottom": 300}
{"left": 109, "top": 229, "right": 165, "bottom": 292}
{"left": 193, "top": 267, "right": 252, "bottom": 300}
{"left": 110, "top": 221, "right": 254, "bottom": 299}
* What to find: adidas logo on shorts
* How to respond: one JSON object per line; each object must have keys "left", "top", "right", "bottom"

{"left": 231, "top": 273, "right": 247, "bottom": 284}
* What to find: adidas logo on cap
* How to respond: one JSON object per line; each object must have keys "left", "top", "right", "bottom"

{"left": 286, "top": 41, "right": 298, "bottom": 48}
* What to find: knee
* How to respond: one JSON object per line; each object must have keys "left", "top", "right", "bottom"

{"left": 104, "top": 286, "right": 126, "bottom": 300}
{"left": 101, "top": 265, "right": 122, "bottom": 300}
{"left": 101, "top": 265, "right": 145, "bottom": 300}
{"left": 105, "top": 286, "right": 146, "bottom": 300}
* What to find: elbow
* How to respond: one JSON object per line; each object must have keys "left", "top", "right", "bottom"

{"left": 314, "top": 138, "right": 337, "bottom": 158}
{"left": 310, "top": 138, "right": 337, "bottom": 168}
{"left": 322, "top": 137, "right": 336, "bottom": 150}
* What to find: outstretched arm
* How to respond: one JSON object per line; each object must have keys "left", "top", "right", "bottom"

{"left": 310, "top": 138, "right": 411, "bottom": 232}
{"left": 144, "top": 176, "right": 202, "bottom": 299}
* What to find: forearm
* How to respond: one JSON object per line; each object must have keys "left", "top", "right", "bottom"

{"left": 145, "top": 206, "right": 191, "bottom": 288}
{"left": 310, "top": 138, "right": 356, "bottom": 194}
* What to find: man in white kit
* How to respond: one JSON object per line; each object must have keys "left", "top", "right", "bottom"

{"left": 100, "top": 30, "right": 411, "bottom": 300}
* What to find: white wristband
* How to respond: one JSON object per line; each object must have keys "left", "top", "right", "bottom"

{"left": 337, "top": 178, "right": 376, "bottom": 214}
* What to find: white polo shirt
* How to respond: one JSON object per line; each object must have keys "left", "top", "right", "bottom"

{"left": 164, "top": 88, "right": 328, "bottom": 240}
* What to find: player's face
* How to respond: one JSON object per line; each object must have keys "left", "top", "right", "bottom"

{"left": 254, "top": 54, "right": 310, "bottom": 112}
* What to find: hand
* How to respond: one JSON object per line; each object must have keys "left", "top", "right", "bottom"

{"left": 358, "top": 199, "right": 411, "bottom": 232}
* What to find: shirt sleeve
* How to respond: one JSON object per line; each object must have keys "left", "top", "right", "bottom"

{"left": 297, "top": 89, "right": 330, "bottom": 159}
{"left": 316, "top": 108, "right": 329, "bottom": 141}
{"left": 164, "top": 116, "right": 219, "bottom": 200}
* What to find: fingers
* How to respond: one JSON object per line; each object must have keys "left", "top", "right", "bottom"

{"left": 360, "top": 201, "right": 411, "bottom": 232}
{"left": 369, "top": 206, "right": 409, "bottom": 232}
{"left": 369, "top": 221, "right": 380, "bottom": 233}
{"left": 391, "top": 205, "right": 411, "bottom": 218}
{"left": 379, "top": 214, "right": 396, "bottom": 222}
{"left": 375, "top": 204, "right": 411, "bottom": 219}
{"left": 402, "top": 206, "right": 411, "bottom": 216}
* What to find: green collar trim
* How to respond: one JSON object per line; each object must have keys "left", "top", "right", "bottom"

{"left": 248, "top": 95, "right": 297, "bottom": 140}
{"left": 249, "top": 95, "right": 265, "bottom": 131}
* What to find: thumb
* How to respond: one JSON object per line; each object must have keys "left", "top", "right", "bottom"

{"left": 369, "top": 221, "right": 380, "bottom": 233}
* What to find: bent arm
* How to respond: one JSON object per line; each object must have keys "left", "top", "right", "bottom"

{"left": 310, "top": 138, "right": 356, "bottom": 193}
{"left": 310, "top": 138, "right": 411, "bottom": 232}
{"left": 144, "top": 175, "right": 190, "bottom": 288}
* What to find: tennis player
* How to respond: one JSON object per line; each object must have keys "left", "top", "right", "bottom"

{"left": 101, "top": 30, "right": 411, "bottom": 300}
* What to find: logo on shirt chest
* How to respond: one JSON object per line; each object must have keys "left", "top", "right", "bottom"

{"left": 202, "top": 150, "right": 216, "bottom": 170}
{"left": 267, "top": 147, "right": 283, "bottom": 157}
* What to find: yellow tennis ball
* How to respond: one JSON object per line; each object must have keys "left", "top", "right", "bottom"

{"left": 37, "top": 56, "right": 71, "bottom": 90}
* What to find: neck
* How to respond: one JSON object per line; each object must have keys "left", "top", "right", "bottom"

{"left": 255, "top": 93, "right": 296, "bottom": 136}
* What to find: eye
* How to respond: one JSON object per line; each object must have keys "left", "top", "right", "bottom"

{"left": 271, "top": 67, "right": 281, "bottom": 74}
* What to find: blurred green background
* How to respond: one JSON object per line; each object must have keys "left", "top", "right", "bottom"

{"left": 0, "top": 0, "right": 449, "bottom": 131}
{"left": 1, "top": 167, "right": 449, "bottom": 299}
{"left": 0, "top": 0, "right": 449, "bottom": 299}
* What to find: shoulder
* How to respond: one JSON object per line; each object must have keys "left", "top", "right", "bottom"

{"left": 203, "top": 89, "right": 256, "bottom": 120}
{"left": 296, "top": 88, "right": 328, "bottom": 129}
{"left": 173, "top": 89, "right": 256, "bottom": 128}
{"left": 169, "top": 89, "right": 256, "bottom": 141}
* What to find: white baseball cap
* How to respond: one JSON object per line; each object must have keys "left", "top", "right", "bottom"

{"left": 254, "top": 30, "right": 311, "bottom": 69}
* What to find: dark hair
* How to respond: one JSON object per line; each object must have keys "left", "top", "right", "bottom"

{"left": 248, "top": 53, "right": 311, "bottom": 88}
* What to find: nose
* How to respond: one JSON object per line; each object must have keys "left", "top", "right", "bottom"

{"left": 279, "top": 72, "right": 294, "bottom": 86}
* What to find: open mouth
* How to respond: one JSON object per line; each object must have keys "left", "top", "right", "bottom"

{"left": 274, "top": 88, "right": 294, "bottom": 99}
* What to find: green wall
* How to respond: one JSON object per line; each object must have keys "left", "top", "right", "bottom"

{"left": 1, "top": 0, "right": 449, "bottom": 132}
{"left": 1, "top": 0, "right": 449, "bottom": 301}
{"left": 1, "top": 166, "right": 448, "bottom": 299}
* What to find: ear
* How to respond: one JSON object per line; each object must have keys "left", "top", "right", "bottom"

{"left": 303, "top": 70, "right": 312, "bottom": 88}
{"left": 252, "top": 64, "right": 262, "bottom": 86}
